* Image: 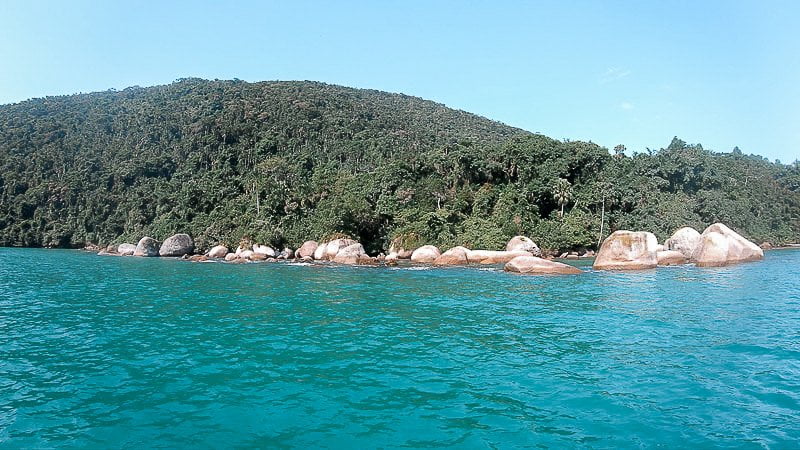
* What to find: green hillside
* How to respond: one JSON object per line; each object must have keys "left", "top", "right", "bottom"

{"left": 1, "top": 78, "right": 798, "bottom": 253}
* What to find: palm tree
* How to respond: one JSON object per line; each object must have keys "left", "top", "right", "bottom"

{"left": 553, "top": 178, "right": 572, "bottom": 219}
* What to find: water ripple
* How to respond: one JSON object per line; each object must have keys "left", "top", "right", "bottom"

{"left": 1, "top": 248, "right": 799, "bottom": 447}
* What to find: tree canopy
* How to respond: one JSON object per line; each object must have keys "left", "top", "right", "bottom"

{"left": 1, "top": 79, "right": 797, "bottom": 253}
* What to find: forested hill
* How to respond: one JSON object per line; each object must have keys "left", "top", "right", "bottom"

{"left": 1, "top": 78, "right": 799, "bottom": 253}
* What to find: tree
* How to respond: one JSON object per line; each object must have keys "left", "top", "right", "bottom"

{"left": 0, "top": 78, "right": 798, "bottom": 253}
{"left": 596, "top": 181, "right": 618, "bottom": 247}
{"left": 553, "top": 178, "right": 573, "bottom": 219}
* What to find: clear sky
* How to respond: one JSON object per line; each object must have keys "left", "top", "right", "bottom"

{"left": 1, "top": 1, "right": 798, "bottom": 162}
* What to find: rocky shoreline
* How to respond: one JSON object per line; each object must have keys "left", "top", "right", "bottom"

{"left": 90, "top": 222, "right": 770, "bottom": 276}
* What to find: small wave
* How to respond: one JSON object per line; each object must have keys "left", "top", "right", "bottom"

{"left": 286, "top": 262, "right": 313, "bottom": 266}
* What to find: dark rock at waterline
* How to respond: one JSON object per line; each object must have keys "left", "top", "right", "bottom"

{"left": 159, "top": 234, "right": 195, "bottom": 257}
{"left": 356, "top": 255, "right": 379, "bottom": 265}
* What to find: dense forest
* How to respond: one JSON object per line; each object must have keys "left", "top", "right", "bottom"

{"left": 1, "top": 78, "right": 798, "bottom": 254}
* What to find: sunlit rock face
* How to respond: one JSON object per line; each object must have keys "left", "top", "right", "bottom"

{"left": 693, "top": 223, "right": 763, "bottom": 267}
{"left": 665, "top": 227, "right": 701, "bottom": 259}
{"left": 593, "top": 230, "right": 658, "bottom": 270}
{"left": 505, "top": 256, "right": 582, "bottom": 275}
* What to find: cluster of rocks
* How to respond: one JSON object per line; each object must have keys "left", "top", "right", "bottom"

{"left": 99, "top": 234, "right": 195, "bottom": 258}
{"left": 205, "top": 238, "right": 378, "bottom": 265}
{"left": 97, "top": 222, "right": 765, "bottom": 276}
{"left": 593, "top": 223, "right": 763, "bottom": 270}
{"left": 378, "top": 236, "right": 580, "bottom": 275}
{"left": 212, "top": 243, "right": 295, "bottom": 263}
{"left": 187, "top": 234, "right": 577, "bottom": 275}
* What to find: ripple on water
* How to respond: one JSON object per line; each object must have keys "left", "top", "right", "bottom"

{"left": 1, "top": 248, "right": 799, "bottom": 447}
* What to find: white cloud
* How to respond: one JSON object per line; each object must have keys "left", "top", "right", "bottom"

{"left": 600, "top": 67, "right": 631, "bottom": 84}
{"left": 620, "top": 101, "right": 634, "bottom": 110}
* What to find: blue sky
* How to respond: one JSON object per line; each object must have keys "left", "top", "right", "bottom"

{"left": 1, "top": 1, "right": 798, "bottom": 162}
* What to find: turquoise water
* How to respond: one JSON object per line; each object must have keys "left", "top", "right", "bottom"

{"left": 1, "top": 249, "right": 799, "bottom": 448}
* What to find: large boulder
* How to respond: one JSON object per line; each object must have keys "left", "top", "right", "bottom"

{"left": 657, "top": 250, "right": 688, "bottom": 266}
{"left": 433, "top": 246, "right": 470, "bottom": 266}
{"left": 207, "top": 245, "right": 229, "bottom": 258}
{"left": 253, "top": 244, "right": 277, "bottom": 259}
{"left": 325, "top": 239, "right": 359, "bottom": 260}
{"left": 117, "top": 243, "right": 136, "bottom": 256}
{"left": 505, "top": 256, "right": 582, "bottom": 275}
{"left": 252, "top": 244, "right": 276, "bottom": 258}
{"left": 159, "top": 234, "right": 195, "bottom": 257}
{"left": 410, "top": 245, "right": 441, "bottom": 263}
{"left": 505, "top": 236, "right": 541, "bottom": 256}
{"left": 333, "top": 243, "right": 367, "bottom": 265}
{"left": 693, "top": 223, "right": 763, "bottom": 267}
{"left": 278, "top": 248, "right": 294, "bottom": 259}
{"left": 224, "top": 253, "right": 238, "bottom": 261}
{"left": 466, "top": 250, "right": 532, "bottom": 264}
{"left": 313, "top": 242, "right": 329, "bottom": 260}
{"left": 297, "top": 241, "right": 319, "bottom": 258}
{"left": 134, "top": 237, "right": 159, "bottom": 257}
{"left": 665, "top": 227, "right": 702, "bottom": 259}
{"left": 593, "top": 230, "right": 659, "bottom": 270}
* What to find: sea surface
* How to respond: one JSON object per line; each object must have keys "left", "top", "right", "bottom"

{"left": 1, "top": 248, "right": 799, "bottom": 448}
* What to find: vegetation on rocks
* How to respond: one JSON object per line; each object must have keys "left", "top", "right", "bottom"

{"left": 1, "top": 78, "right": 798, "bottom": 253}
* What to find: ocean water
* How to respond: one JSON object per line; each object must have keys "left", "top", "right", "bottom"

{"left": 1, "top": 248, "right": 799, "bottom": 448}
